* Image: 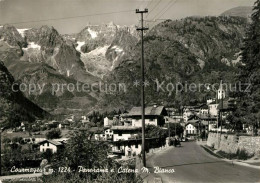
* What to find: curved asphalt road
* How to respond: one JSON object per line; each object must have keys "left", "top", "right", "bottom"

{"left": 147, "top": 141, "right": 260, "bottom": 183}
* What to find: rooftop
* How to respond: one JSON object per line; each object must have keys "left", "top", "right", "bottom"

{"left": 38, "top": 139, "right": 63, "bottom": 146}
{"left": 127, "top": 105, "right": 167, "bottom": 116}
{"left": 111, "top": 126, "right": 142, "bottom": 131}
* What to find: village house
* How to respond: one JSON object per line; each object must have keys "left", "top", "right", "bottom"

{"left": 119, "top": 113, "right": 129, "bottom": 122}
{"left": 111, "top": 126, "right": 141, "bottom": 141}
{"left": 208, "top": 97, "right": 236, "bottom": 118}
{"left": 218, "top": 97, "right": 237, "bottom": 121}
{"left": 185, "top": 121, "right": 199, "bottom": 136}
{"left": 206, "top": 98, "right": 215, "bottom": 105}
{"left": 38, "top": 139, "right": 64, "bottom": 153}
{"left": 188, "top": 114, "right": 217, "bottom": 132}
{"left": 197, "top": 104, "right": 209, "bottom": 115}
{"left": 48, "top": 120, "right": 60, "bottom": 128}
{"left": 113, "top": 115, "right": 122, "bottom": 125}
{"left": 19, "top": 122, "right": 26, "bottom": 131}
{"left": 58, "top": 121, "right": 70, "bottom": 129}
{"left": 110, "top": 138, "right": 166, "bottom": 158}
{"left": 111, "top": 139, "right": 142, "bottom": 157}
{"left": 182, "top": 106, "right": 195, "bottom": 122}
{"left": 208, "top": 101, "right": 219, "bottom": 116}
{"left": 104, "top": 128, "right": 113, "bottom": 140}
{"left": 89, "top": 127, "right": 106, "bottom": 141}
{"left": 94, "top": 132, "right": 105, "bottom": 141}
{"left": 165, "top": 108, "right": 179, "bottom": 117}
{"left": 120, "top": 113, "right": 132, "bottom": 126}
{"left": 124, "top": 105, "right": 167, "bottom": 127}
{"left": 104, "top": 117, "right": 113, "bottom": 126}
{"left": 80, "top": 116, "right": 90, "bottom": 125}
{"left": 65, "top": 114, "right": 75, "bottom": 123}
{"left": 165, "top": 114, "right": 183, "bottom": 123}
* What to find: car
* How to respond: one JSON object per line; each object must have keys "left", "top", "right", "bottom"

{"left": 174, "top": 139, "right": 181, "bottom": 147}
{"left": 181, "top": 137, "right": 188, "bottom": 142}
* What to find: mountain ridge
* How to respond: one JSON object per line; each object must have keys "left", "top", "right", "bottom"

{"left": 221, "top": 6, "right": 253, "bottom": 18}
{"left": 0, "top": 61, "right": 49, "bottom": 128}
{"left": 0, "top": 16, "right": 249, "bottom": 114}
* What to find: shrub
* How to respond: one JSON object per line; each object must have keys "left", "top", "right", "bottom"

{"left": 2, "top": 137, "right": 11, "bottom": 144}
{"left": 46, "top": 129, "right": 62, "bottom": 139}
{"left": 217, "top": 149, "right": 254, "bottom": 160}
{"left": 236, "top": 149, "right": 253, "bottom": 160}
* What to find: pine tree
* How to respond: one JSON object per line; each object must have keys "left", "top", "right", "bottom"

{"left": 238, "top": 0, "right": 260, "bottom": 135}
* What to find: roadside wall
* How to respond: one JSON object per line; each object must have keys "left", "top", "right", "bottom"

{"left": 207, "top": 132, "right": 260, "bottom": 155}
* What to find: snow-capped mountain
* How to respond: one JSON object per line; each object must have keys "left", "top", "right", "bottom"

{"left": 74, "top": 22, "right": 138, "bottom": 78}
{"left": 0, "top": 23, "right": 138, "bottom": 112}
{"left": 0, "top": 16, "right": 249, "bottom": 113}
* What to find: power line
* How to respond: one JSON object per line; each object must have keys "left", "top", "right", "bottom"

{"left": 156, "top": 0, "right": 178, "bottom": 19}
{"left": 146, "top": 0, "right": 162, "bottom": 18}
{"left": 149, "top": 0, "right": 178, "bottom": 28}
{"left": 138, "top": 0, "right": 150, "bottom": 9}
{"left": 138, "top": 0, "right": 146, "bottom": 8}
{"left": 146, "top": 0, "right": 155, "bottom": 9}
{"left": 144, "top": 18, "right": 168, "bottom": 22}
{"left": 139, "top": 0, "right": 154, "bottom": 9}
{"left": 0, "top": 10, "right": 134, "bottom": 25}
{"left": 146, "top": 0, "right": 172, "bottom": 27}
{"left": 151, "top": 0, "right": 174, "bottom": 20}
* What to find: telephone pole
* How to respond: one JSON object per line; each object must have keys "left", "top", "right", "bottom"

{"left": 0, "top": 130, "right": 2, "bottom": 176}
{"left": 136, "top": 8, "right": 148, "bottom": 167}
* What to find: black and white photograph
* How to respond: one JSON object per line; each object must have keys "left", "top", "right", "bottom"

{"left": 0, "top": 0, "right": 260, "bottom": 182}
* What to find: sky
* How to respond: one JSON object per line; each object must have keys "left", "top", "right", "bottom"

{"left": 0, "top": 0, "right": 256, "bottom": 34}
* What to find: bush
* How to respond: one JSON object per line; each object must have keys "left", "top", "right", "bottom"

{"left": 217, "top": 149, "right": 254, "bottom": 160}
{"left": 46, "top": 129, "right": 62, "bottom": 139}
{"left": 2, "top": 137, "right": 11, "bottom": 144}
{"left": 237, "top": 149, "right": 253, "bottom": 160}
{"left": 12, "top": 137, "right": 20, "bottom": 143}
{"left": 43, "top": 131, "right": 143, "bottom": 183}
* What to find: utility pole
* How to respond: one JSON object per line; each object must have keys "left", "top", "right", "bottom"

{"left": 207, "top": 108, "right": 210, "bottom": 140}
{"left": 136, "top": 8, "right": 148, "bottom": 167}
{"left": 168, "top": 113, "right": 170, "bottom": 138}
{"left": 219, "top": 80, "right": 224, "bottom": 147}
{"left": 175, "top": 123, "right": 177, "bottom": 136}
{"left": 0, "top": 129, "right": 2, "bottom": 176}
{"left": 216, "top": 90, "right": 220, "bottom": 148}
{"left": 220, "top": 81, "right": 224, "bottom": 135}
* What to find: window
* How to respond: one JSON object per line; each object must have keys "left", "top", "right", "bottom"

{"left": 118, "top": 132, "right": 122, "bottom": 136}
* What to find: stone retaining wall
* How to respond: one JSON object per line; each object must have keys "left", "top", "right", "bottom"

{"left": 207, "top": 132, "right": 260, "bottom": 155}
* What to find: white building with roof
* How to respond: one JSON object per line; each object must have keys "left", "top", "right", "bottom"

{"left": 38, "top": 140, "right": 64, "bottom": 153}
{"left": 124, "top": 105, "right": 167, "bottom": 127}
{"left": 111, "top": 126, "right": 141, "bottom": 141}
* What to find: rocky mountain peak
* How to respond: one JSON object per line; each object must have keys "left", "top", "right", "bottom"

{"left": 0, "top": 24, "right": 27, "bottom": 47}
{"left": 25, "top": 25, "right": 64, "bottom": 49}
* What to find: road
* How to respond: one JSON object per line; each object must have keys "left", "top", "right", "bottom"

{"left": 146, "top": 141, "right": 260, "bottom": 183}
